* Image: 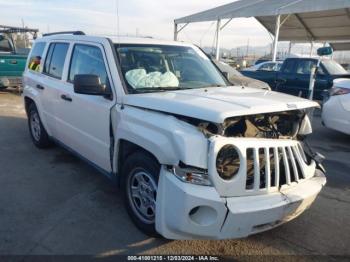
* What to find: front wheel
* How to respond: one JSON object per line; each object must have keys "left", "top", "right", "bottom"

{"left": 121, "top": 151, "right": 160, "bottom": 237}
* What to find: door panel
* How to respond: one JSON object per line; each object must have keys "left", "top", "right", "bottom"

{"left": 54, "top": 43, "right": 114, "bottom": 172}
{"left": 55, "top": 89, "right": 113, "bottom": 171}
{"left": 40, "top": 42, "right": 70, "bottom": 137}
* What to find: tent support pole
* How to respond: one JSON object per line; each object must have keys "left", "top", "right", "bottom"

{"left": 215, "top": 19, "right": 221, "bottom": 60}
{"left": 310, "top": 41, "right": 314, "bottom": 57}
{"left": 174, "top": 23, "right": 188, "bottom": 41}
{"left": 288, "top": 41, "right": 294, "bottom": 55}
{"left": 272, "top": 15, "right": 281, "bottom": 62}
{"left": 174, "top": 23, "right": 178, "bottom": 41}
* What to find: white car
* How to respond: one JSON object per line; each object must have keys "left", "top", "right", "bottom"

{"left": 23, "top": 32, "right": 326, "bottom": 240}
{"left": 243, "top": 61, "right": 283, "bottom": 72}
{"left": 322, "top": 78, "right": 350, "bottom": 135}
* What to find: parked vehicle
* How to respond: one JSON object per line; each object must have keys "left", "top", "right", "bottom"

{"left": 23, "top": 32, "right": 326, "bottom": 240}
{"left": 241, "top": 58, "right": 350, "bottom": 100}
{"left": 0, "top": 35, "right": 27, "bottom": 89}
{"left": 243, "top": 61, "right": 282, "bottom": 72}
{"left": 0, "top": 26, "right": 38, "bottom": 89}
{"left": 213, "top": 60, "right": 271, "bottom": 90}
{"left": 322, "top": 78, "right": 350, "bottom": 135}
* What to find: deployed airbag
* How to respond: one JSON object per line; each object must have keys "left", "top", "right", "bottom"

{"left": 125, "top": 69, "right": 179, "bottom": 89}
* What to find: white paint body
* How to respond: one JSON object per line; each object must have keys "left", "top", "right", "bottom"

{"left": 322, "top": 78, "right": 350, "bottom": 135}
{"left": 23, "top": 35, "right": 326, "bottom": 239}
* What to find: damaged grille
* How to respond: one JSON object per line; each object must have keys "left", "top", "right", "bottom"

{"left": 209, "top": 137, "right": 316, "bottom": 197}
{"left": 245, "top": 143, "right": 308, "bottom": 191}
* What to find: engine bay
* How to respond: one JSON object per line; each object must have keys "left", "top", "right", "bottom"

{"left": 183, "top": 110, "right": 306, "bottom": 139}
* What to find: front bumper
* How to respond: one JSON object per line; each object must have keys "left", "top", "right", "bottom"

{"left": 155, "top": 167, "right": 326, "bottom": 240}
{"left": 0, "top": 77, "right": 22, "bottom": 87}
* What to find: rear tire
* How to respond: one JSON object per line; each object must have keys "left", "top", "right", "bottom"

{"left": 121, "top": 151, "right": 161, "bottom": 237}
{"left": 28, "top": 103, "right": 52, "bottom": 148}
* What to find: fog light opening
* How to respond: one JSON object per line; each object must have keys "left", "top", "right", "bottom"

{"left": 188, "top": 206, "right": 217, "bottom": 226}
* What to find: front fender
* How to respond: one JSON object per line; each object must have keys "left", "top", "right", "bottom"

{"left": 112, "top": 105, "right": 209, "bottom": 170}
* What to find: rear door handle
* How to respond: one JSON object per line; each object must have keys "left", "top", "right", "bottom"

{"left": 61, "top": 94, "right": 72, "bottom": 102}
{"left": 36, "top": 84, "right": 45, "bottom": 90}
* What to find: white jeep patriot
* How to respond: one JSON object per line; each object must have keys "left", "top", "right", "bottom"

{"left": 23, "top": 32, "right": 326, "bottom": 239}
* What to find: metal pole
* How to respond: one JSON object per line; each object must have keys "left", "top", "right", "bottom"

{"left": 215, "top": 19, "right": 221, "bottom": 60}
{"left": 308, "top": 59, "right": 321, "bottom": 100}
{"left": 309, "top": 41, "right": 314, "bottom": 57}
{"left": 288, "top": 41, "right": 293, "bottom": 56}
{"left": 272, "top": 15, "right": 281, "bottom": 62}
{"left": 174, "top": 23, "right": 178, "bottom": 41}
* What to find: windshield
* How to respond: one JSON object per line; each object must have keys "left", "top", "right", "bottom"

{"left": 115, "top": 44, "right": 227, "bottom": 93}
{"left": 323, "top": 60, "right": 348, "bottom": 75}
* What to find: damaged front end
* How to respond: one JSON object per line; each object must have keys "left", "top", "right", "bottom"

{"left": 155, "top": 108, "right": 326, "bottom": 239}
{"left": 183, "top": 110, "right": 311, "bottom": 139}
{"left": 172, "top": 109, "right": 323, "bottom": 196}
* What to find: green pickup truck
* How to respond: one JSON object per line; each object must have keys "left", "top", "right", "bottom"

{"left": 0, "top": 35, "right": 27, "bottom": 89}
{"left": 0, "top": 26, "right": 38, "bottom": 90}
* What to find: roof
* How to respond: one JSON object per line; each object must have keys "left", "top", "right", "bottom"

{"left": 175, "top": 0, "right": 350, "bottom": 42}
{"left": 37, "top": 34, "right": 192, "bottom": 46}
{"left": 330, "top": 42, "right": 350, "bottom": 51}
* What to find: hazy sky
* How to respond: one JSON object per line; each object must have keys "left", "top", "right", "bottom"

{"left": 0, "top": 0, "right": 272, "bottom": 49}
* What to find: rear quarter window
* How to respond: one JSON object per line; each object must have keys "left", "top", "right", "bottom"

{"left": 28, "top": 42, "right": 46, "bottom": 72}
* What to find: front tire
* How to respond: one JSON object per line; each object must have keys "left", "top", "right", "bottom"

{"left": 121, "top": 151, "right": 160, "bottom": 237}
{"left": 28, "top": 103, "right": 51, "bottom": 148}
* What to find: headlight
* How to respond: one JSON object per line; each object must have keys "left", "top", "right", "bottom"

{"left": 171, "top": 164, "right": 212, "bottom": 186}
{"left": 216, "top": 145, "right": 240, "bottom": 180}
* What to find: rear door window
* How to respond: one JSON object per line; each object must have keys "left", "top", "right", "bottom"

{"left": 28, "top": 42, "right": 46, "bottom": 71}
{"left": 43, "top": 43, "right": 69, "bottom": 79}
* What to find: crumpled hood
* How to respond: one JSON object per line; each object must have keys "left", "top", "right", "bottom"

{"left": 122, "top": 86, "right": 319, "bottom": 123}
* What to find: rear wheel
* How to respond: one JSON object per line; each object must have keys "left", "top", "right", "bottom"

{"left": 28, "top": 103, "right": 52, "bottom": 148}
{"left": 121, "top": 151, "right": 160, "bottom": 237}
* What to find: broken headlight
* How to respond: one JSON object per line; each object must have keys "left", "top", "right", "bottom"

{"left": 171, "top": 164, "right": 212, "bottom": 186}
{"left": 216, "top": 145, "right": 240, "bottom": 180}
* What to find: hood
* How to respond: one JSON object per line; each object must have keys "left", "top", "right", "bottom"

{"left": 228, "top": 75, "right": 271, "bottom": 90}
{"left": 123, "top": 87, "right": 319, "bottom": 123}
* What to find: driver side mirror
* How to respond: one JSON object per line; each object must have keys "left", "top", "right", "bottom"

{"left": 74, "top": 74, "right": 112, "bottom": 98}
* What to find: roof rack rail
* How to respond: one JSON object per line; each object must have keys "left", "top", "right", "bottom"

{"left": 43, "top": 31, "right": 85, "bottom": 37}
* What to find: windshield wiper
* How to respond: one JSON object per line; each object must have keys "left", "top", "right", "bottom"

{"left": 200, "top": 84, "right": 227, "bottom": 88}
{"left": 133, "top": 87, "right": 191, "bottom": 93}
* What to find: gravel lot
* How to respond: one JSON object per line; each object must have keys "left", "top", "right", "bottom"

{"left": 0, "top": 89, "right": 349, "bottom": 259}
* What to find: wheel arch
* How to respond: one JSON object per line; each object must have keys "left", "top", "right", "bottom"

{"left": 24, "top": 96, "right": 35, "bottom": 116}
{"left": 117, "top": 139, "right": 160, "bottom": 182}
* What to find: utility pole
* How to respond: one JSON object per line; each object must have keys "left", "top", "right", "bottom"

{"left": 246, "top": 38, "right": 250, "bottom": 57}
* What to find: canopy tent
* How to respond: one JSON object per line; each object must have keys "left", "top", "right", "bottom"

{"left": 330, "top": 42, "right": 350, "bottom": 51}
{"left": 174, "top": 0, "right": 350, "bottom": 61}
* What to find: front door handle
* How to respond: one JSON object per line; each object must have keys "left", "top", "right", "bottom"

{"left": 61, "top": 94, "right": 72, "bottom": 102}
{"left": 36, "top": 84, "right": 45, "bottom": 90}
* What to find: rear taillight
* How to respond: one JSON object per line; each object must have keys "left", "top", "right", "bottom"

{"left": 329, "top": 87, "right": 350, "bottom": 96}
